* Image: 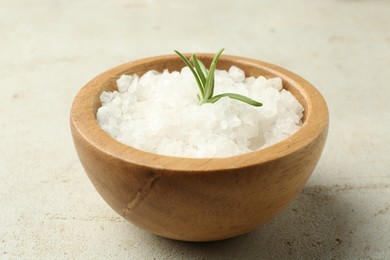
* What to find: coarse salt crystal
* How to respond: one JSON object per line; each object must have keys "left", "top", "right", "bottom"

{"left": 96, "top": 66, "right": 304, "bottom": 158}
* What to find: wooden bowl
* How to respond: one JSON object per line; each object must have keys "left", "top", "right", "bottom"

{"left": 70, "top": 54, "right": 329, "bottom": 242}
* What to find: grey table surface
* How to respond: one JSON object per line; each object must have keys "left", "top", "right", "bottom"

{"left": 1, "top": 0, "right": 389, "bottom": 259}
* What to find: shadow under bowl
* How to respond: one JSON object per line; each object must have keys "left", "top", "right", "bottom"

{"left": 70, "top": 54, "right": 329, "bottom": 242}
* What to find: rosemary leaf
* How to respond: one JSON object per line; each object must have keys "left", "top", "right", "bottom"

{"left": 198, "top": 59, "right": 208, "bottom": 75}
{"left": 175, "top": 48, "right": 262, "bottom": 107}
{"left": 204, "top": 62, "right": 216, "bottom": 100}
{"left": 206, "top": 48, "right": 224, "bottom": 99}
{"left": 174, "top": 50, "right": 205, "bottom": 97}
{"left": 208, "top": 93, "right": 263, "bottom": 107}
{"left": 192, "top": 55, "right": 206, "bottom": 86}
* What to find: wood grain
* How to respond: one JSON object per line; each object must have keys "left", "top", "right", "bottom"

{"left": 70, "top": 54, "right": 329, "bottom": 241}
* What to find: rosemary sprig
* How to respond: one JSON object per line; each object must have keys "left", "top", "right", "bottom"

{"left": 174, "top": 49, "right": 262, "bottom": 107}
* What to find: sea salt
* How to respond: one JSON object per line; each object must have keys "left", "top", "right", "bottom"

{"left": 96, "top": 66, "right": 304, "bottom": 158}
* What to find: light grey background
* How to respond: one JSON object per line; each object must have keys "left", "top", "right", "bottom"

{"left": 1, "top": 0, "right": 389, "bottom": 259}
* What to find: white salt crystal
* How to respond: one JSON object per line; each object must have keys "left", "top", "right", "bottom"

{"left": 268, "top": 77, "right": 283, "bottom": 91}
{"left": 117, "top": 75, "right": 132, "bottom": 92}
{"left": 245, "top": 76, "right": 256, "bottom": 86}
{"left": 220, "top": 120, "right": 228, "bottom": 130}
{"left": 139, "top": 70, "right": 159, "bottom": 87}
{"left": 100, "top": 91, "right": 113, "bottom": 104}
{"left": 229, "top": 66, "right": 245, "bottom": 82}
{"left": 127, "top": 75, "right": 139, "bottom": 94}
{"left": 96, "top": 66, "right": 304, "bottom": 158}
{"left": 96, "top": 106, "right": 109, "bottom": 124}
{"left": 227, "top": 115, "right": 242, "bottom": 128}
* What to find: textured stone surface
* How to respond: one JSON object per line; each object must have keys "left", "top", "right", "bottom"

{"left": 1, "top": 0, "right": 389, "bottom": 258}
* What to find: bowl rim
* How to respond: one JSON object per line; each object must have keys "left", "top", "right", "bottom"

{"left": 70, "top": 53, "right": 329, "bottom": 173}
